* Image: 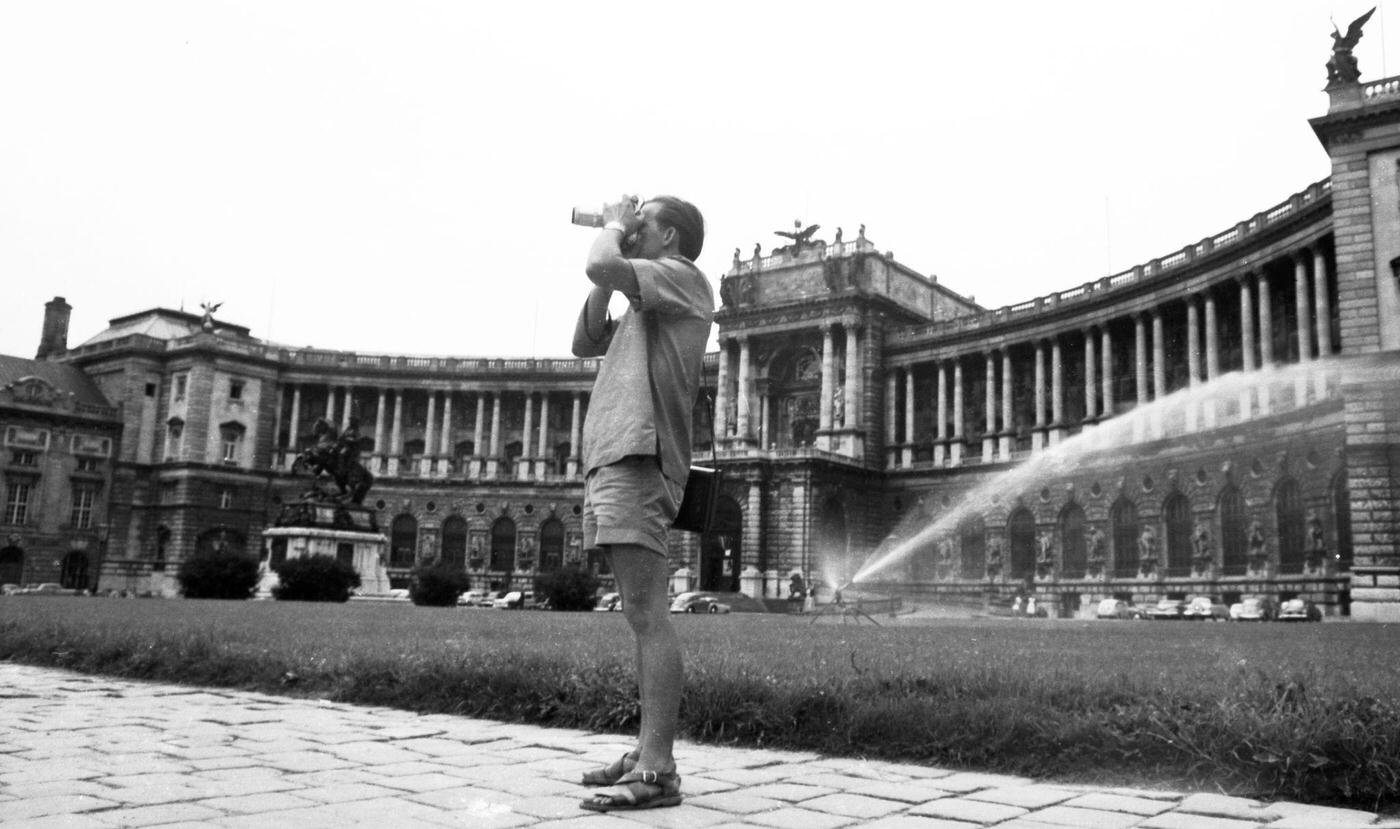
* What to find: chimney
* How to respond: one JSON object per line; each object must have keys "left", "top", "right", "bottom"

{"left": 35, "top": 296, "right": 71, "bottom": 360}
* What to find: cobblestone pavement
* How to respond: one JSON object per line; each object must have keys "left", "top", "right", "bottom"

{"left": 1, "top": 663, "right": 1395, "bottom": 829}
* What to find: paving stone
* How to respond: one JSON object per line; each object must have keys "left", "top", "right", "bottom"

{"left": 1017, "top": 804, "right": 1147, "bottom": 828}
{"left": 1265, "top": 818, "right": 1378, "bottom": 829}
{"left": 744, "top": 807, "right": 859, "bottom": 829}
{"left": 1139, "top": 813, "right": 1272, "bottom": 829}
{"left": 847, "top": 779, "right": 953, "bottom": 804}
{"left": 850, "top": 817, "right": 980, "bottom": 829}
{"left": 1266, "top": 802, "right": 1382, "bottom": 823}
{"left": 968, "top": 785, "right": 1078, "bottom": 808}
{"left": 194, "top": 791, "right": 319, "bottom": 814}
{"left": 1177, "top": 792, "right": 1279, "bottom": 819}
{"left": 0, "top": 794, "right": 119, "bottom": 822}
{"left": 908, "top": 796, "right": 1028, "bottom": 823}
{"left": 1063, "top": 792, "right": 1177, "bottom": 815}
{"left": 685, "top": 790, "right": 789, "bottom": 814}
{"left": 799, "top": 792, "right": 908, "bottom": 819}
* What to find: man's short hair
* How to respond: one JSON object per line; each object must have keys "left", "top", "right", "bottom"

{"left": 647, "top": 196, "right": 704, "bottom": 261}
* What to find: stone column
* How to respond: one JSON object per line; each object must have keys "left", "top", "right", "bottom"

{"left": 324, "top": 386, "right": 336, "bottom": 422}
{"left": 1152, "top": 311, "right": 1166, "bottom": 438}
{"left": 389, "top": 389, "right": 404, "bottom": 477}
{"left": 272, "top": 384, "right": 285, "bottom": 469}
{"left": 1312, "top": 247, "right": 1332, "bottom": 399}
{"left": 885, "top": 370, "right": 899, "bottom": 469}
{"left": 983, "top": 352, "right": 996, "bottom": 463}
{"left": 287, "top": 384, "right": 303, "bottom": 470}
{"left": 1186, "top": 300, "right": 1201, "bottom": 432}
{"left": 1050, "top": 339, "right": 1065, "bottom": 445}
{"left": 715, "top": 338, "right": 730, "bottom": 439}
{"left": 1205, "top": 294, "right": 1220, "bottom": 428}
{"left": 1101, "top": 328, "right": 1114, "bottom": 418}
{"left": 520, "top": 393, "right": 534, "bottom": 480}
{"left": 844, "top": 326, "right": 860, "bottom": 432}
{"left": 1240, "top": 276, "right": 1256, "bottom": 420}
{"left": 488, "top": 393, "right": 502, "bottom": 478}
{"left": 1134, "top": 314, "right": 1149, "bottom": 407}
{"left": 1083, "top": 328, "right": 1097, "bottom": 424}
{"left": 422, "top": 391, "right": 437, "bottom": 477}
{"left": 473, "top": 393, "right": 486, "bottom": 478}
{"left": 371, "top": 388, "right": 384, "bottom": 474}
{"left": 341, "top": 387, "right": 353, "bottom": 431}
{"left": 1000, "top": 350, "right": 1013, "bottom": 460}
{"left": 1258, "top": 272, "right": 1274, "bottom": 415}
{"left": 934, "top": 361, "right": 948, "bottom": 466}
{"left": 951, "top": 361, "right": 965, "bottom": 465}
{"left": 903, "top": 366, "right": 916, "bottom": 467}
{"left": 568, "top": 392, "right": 582, "bottom": 478}
{"left": 1294, "top": 252, "right": 1313, "bottom": 406}
{"left": 819, "top": 326, "right": 835, "bottom": 447}
{"left": 737, "top": 336, "right": 752, "bottom": 441}
{"left": 536, "top": 392, "right": 550, "bottom": 477}
{"left": 440, "top": 392, "right": 454, "bottom": 477}
{"left": 1032, "top": 341, "right": 1046, "bottom": 452}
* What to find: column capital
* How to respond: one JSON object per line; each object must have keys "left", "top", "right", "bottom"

{"left": 1291, "top": 247, "right": 1311, "bottom": 264}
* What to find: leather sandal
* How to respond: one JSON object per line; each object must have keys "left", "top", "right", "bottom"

{"left": 579, "top": 769, "right": 682, "bottom": 812}
{"left": 580, "top": 751, "right": 637, "bottom": 786}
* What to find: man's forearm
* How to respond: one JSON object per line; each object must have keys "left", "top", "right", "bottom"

{"left": 571, "top": 285, "right": 613, "bottom": 357}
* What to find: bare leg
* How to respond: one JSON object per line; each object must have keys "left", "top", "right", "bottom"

{"left": 606, "top": 543, "right": 681, "bottom": 775}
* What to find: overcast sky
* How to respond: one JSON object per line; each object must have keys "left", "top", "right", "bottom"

{"left": 2, "top": 1, "right": 1395, "bottom": 361}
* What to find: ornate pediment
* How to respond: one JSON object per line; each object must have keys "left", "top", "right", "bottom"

{"left": 3, "top": 376, "right": 69, "bottom": 408}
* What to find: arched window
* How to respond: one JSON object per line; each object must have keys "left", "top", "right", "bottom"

{"left": 390, "top": 514, "right": 417, "bottom": 567}
{"left": 491, "top": 517, "right": 516, "bottom": 571}
{"left": 539, "top": 519, "right": 564, "bottom": 572}
{"left": 1276, "top": 478, "right": 1304, "bottom": 574}
{"left": 402, "top": 438, "right": 425, "bottom": 463}
{"left": 454, "top": 440, "right": 475, "bottom": 473}
{"left": 59, "top": 551, "right": 90, "bottom": 590}
{"left": 219, "top": 421, "right": 246, "bottom": 465}
{"left": 959, "top": 514, "right": 985, "bottom": 579}
{"left": 441, "top": 516, "right": 468, "bottom": 569}
{"left": 1220, "top": 486, "right": 1247, "bottom": 575}
{"left": 1163, "top": 493, "right": 1192, "bottom": 577}
{"left": 1007, "top": 507, "right": 1036, "bottom": 582}
{"left": 1059, "top": 503, "right": 1086, "bottom": 578}
{"left": 1111, "top": 498, "right": 1139, "bottom": 578}
{"left": 1332, "top": 473, "right": 1352, "bottom": 572}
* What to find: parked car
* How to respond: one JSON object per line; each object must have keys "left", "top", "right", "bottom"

{"left": 1277, "top": 598, "right": 1323, "bottom": 622}
{"left": 668, "top": 592, "right": 730, "bottom": 614}
{"left": 594, "top": 592, "right": 621, "bottom": 612}
{"left": 15, "top": 583, "right": 74, "bottom": 596}
{"left": 1146, "top": 598, "right": 1187, "bottom": 620}
{"left": 1095, "top": 598, "right": 1138, "bottom": 620}
{"left": 458, "top": 589, "right": 491, "bottom": 607}
{"left": 1181, "top": 597, "right": 1230, "bottom": 621}
{"left": 1230, "top": 596, "right": 1279, "bottom": 621}
{"left": 493, "top": 590, "right": 534, "bottom": 609}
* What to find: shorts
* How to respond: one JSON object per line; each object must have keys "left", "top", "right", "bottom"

{"left": 582, "top": 455, "right": 683, "bottom": 557}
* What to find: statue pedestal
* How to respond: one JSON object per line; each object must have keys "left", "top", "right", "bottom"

{"left": 262, "top": 501, "right": 391, "bottom": 598}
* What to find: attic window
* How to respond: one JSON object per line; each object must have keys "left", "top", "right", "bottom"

{"left": 229, "top": 379, "right": 245, "bottom": 400}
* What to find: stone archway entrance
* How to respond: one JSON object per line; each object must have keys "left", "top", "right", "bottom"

{"left": 0, "top": 546, "right": 23, "bottom": 586}
{"left": 701, "top": 496, "right": 742, "bottom": 592}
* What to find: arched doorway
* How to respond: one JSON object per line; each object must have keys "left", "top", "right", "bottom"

{"left": 1163, "top": 494, "right": 1192, "bottom": 577}
{"left": 814, "top": 496, "right": 848, "bottom": 585}
{"left": 769, "top": 346, "right": 822, "bottom": 448}
{"left": 491, "top": 517, "right": 516, "bottom": 572}
{"left": 441, "top": 516, "right": 468, "bottom": 569}
{"left": 390, "top": 514, "right": 417, "bottom": 567}
{"left": 1110, "top": 498, "right": 1139, "bottom": 578}
{"left": 60, "top": 551, "right": 89, "bottom": 590}
{"left": 539, "top": 518, "right": 564, "bottom": 572}
{"left": 1220, "top": 486, "right": 1247, "bottom": 575}
{"left": 1007, "top": 507, "right": 1036, "bottom": 583}
{"left": 1276, "top": 479, "right": 1304, "bottom": 574}
{"left": 701, "top": 496, "right": 742, "bottom": 592}
{"left": 0, "top": 546, "right": 23, "bottom": 585}
{"left": 1059, "top": 503, "right": 1086, "bottom": 578}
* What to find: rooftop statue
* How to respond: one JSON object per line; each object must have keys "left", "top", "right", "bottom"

{"left": 774, "top": 219, "right": 821, "bottom": 253}
{"left": 1327, "top": 6, "right": 1376, "bottom": 85}
{"left": 199, "top": 301, "right": 222, "bottom": 332}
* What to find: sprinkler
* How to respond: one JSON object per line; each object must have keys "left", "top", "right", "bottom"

{"left": 808, "top": 580, "right": 882, "bottom": 626}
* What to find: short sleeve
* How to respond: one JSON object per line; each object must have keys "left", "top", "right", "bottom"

{"left": 633, "top": 257, "right": 711, "bottom": 319}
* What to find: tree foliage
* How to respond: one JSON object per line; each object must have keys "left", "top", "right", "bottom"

{"left": 273, "top": 555, "right": 361, "bottom": 603}
{"left": 176, "top": 547, "right": 261, "bottom": 600}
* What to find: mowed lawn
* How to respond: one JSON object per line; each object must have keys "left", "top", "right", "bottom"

{"left": 2, "top": 596, "right": 1398, "bottom": 808}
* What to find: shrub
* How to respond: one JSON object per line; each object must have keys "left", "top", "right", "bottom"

{"left": 534, "top": 565, "right": 599, "bottom": 611}
{"left": 176, "top": 547, "right": 261, "bottom": 600}
{"left": 410, "top": 563, "right": 469, "bottom": 607}
{"left": 272, "top": 555, "right": 360, "bottom": 603}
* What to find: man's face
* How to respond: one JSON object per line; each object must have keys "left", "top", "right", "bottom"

{"left": 624, "top": 201, "right": 671, "bottom": 260}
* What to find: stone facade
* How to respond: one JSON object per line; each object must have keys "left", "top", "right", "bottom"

{"left": 6, "top": 58, "right": 1399, "bottom": 617}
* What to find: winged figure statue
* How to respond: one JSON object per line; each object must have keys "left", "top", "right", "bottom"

{"left": 1327, "top": 6, "right": 1376, "bottom": 85}
{"left": 774, "top": 219, "right": 821, "bottom": 252}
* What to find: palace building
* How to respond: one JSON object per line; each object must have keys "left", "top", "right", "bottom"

{"left": 4, "top": 50, "right": 1399, "bottom": 619}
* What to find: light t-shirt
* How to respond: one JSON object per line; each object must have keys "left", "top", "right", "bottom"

{"left": 581, "top": 255, "right": 714, "bottom": 486}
